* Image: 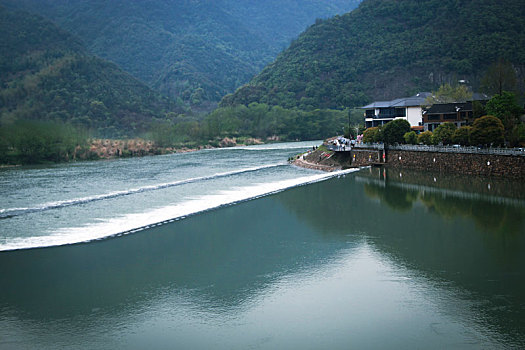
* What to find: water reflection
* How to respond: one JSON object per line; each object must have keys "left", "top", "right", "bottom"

{"left": 358, "top": 167, "right": 525, "bottom": 236}
{"left": 0, "top": 168, "right": 524, "bottom": 348}
{"left": 0, "top": 196, "right": 350, "bottom": 320}
{"left": 277, "top": 168, "right": 525, "bottom": 346}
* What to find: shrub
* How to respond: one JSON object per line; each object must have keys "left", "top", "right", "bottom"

{"left": 431, "top": 122, "right": 456, "bottom": 145}
{"left": 470, "top": 115, "right": 505, "bottom": 146}
{"left": 417, "top": 131, "right": 433, "bottom": 145}
{"left": 363, "top": 127, "right": 381, "bottom": 143}
{"left": 452, "top": 126, "right": 471, "bottom": 146}
{"left": 403, "top": 131, "right": 417, "bottom": 144}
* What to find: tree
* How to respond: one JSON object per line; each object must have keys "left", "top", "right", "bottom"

{"left": 424, "top": 84, "right": 473, "bottom": 105}
{"left": 486, "top": 92, "right": 523, "bottom": 119}
{"left": 472, "top": 100, "right": 486, "bottom": 119}
{"left": 417, "top": 131, "right": 433, "bottom": 145}
{"left": 481, "top": 59, "right": 518, "bottom": 96}
{"left": 403, "top": 131, "right": 417, "bottom": 144}
{"left": 452, "top": 126, "right": 472, "bottom": 146}
{"left": 470, "top": 115, "right": 505, "bottom": 146}
{"left": 431, "top": 122, "right": 456, "bottom": 145}
{"left": 382, "top": 119, "right": 411, "bottom": 145}
{"left": 363, "top": 127, "right": 381, "bottom": 143}
{"left": 509, "top": 123, "right": 525, "bottom": 147}
{"left": 485, "top": 91, "right": 524, "bottom": 143}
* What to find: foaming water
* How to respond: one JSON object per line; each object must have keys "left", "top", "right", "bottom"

{"left": 0, "top": 162, "right": 358, "bottom": 251}
{"left": 0, "top": 163, "right": 286, "bottom": 219}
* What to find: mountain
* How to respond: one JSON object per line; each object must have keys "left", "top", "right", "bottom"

{"left": 1, "top": 0, "right": 361, "bottom": 109}
{"left": 221, "top": 0, "right": 525, "bottom": 110}
{"left": 0, "top": 6, "right": 180, "bottom": 138}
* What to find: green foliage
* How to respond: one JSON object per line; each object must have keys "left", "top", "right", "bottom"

{"left": 417, "top": 131, "right": 433, "bottom": 145}
{"left": 203, "top": 103, "right": 349, "bottom": 141}
{"left": 472, "top": 100, "right": 487, "bottom": 119}
{"left": 382, "top": 119, "right": 410, "bottom": 145}
{"left": 431, "top": 122, "right": 456, "bottom": 145}
{"left": 486, "top": 92, "right": 523, "bottom": 120}
{"left": 224, "top": 0, "right": 525, "bottom": 110}
{"left": 0, "top": 7, "right": 182, "bottom": 139}
{"left": 485, "top": 92, "right": 524, "bottom": 143}
{"left": 143, "top": 103, "right": 351, "bottom": 147}
{"left": 518, "top": 123, "right": 525, "bottom": 145}
{"left": 403, "top": 131, "right": 418, "bottom": 145}
{"left": 4, "top": 0, "right": 360, "bottom": 108}
{"left": 509, "top": 123, "right": 525, "bottom": 147}
{"left": 452, "top": 126, "right": 472, "bottom": 146}
{"left": 424, "top": 84, "right": 473, "bottom": 105}
{"left": 481, "top": 59, "right": 518, "bottom": 96}
{"left": 0, "top": 120, "right": 87, "bottom": 164}
{"left": 470, "top": 115, "right": 505, "bottom": 146}
{"left": 363, "top": 127, "right": 381, "bottom": 143}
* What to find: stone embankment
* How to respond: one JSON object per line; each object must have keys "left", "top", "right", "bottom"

{"left": 386, "top": 149, "right": 525, "bottom": 179}
{"left": 294, "top": 143, "right": 525, "bottom": 179}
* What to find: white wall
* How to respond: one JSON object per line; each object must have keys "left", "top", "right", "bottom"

{"left": 406, "top": 106, "right": 422, "bottom": 127}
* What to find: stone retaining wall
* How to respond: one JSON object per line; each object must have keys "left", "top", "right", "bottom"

{"left": 350, "top": 149, "right": 385, "bottom": 166}
{"left": 385, "top": 149, "right": 525, "bottom": 179}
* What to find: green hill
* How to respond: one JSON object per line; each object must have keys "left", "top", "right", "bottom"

{"left": 222, "top": 0, "right": 525, "bottom": 110}
{"left": 1, "top": 0, "right": 360, "bottom": 109}
{"left": 0, "top": 6, "right": 180, "bottom": 138}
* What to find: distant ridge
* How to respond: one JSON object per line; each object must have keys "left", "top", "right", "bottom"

{"left": 1, "top": 0, "right": 361, "bottom": 109}
{"left": 0, "top": 6, "right": 180, "bottom": 138}
{"left": 222, "top": 0, "right": 525, "bottom": 110}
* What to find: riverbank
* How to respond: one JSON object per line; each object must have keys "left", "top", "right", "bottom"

{"left": 292, "top": 147, "right": 354, "bottom": 172}
{"left": 293, "top": 141, "right": 525, "bottom": 179}
{"left": 0, "top": 137, "right": 265, "bottom": 166}
{"left": 86, "top": 137, "right": 265, "bottom": 160}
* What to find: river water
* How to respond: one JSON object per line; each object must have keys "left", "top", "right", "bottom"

{"left": 0, "top": 142, "right": 524, "bottom": 349}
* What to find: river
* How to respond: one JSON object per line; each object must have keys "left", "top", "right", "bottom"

{"left": 0, "top": 142, "right": 524, "bottom": 349}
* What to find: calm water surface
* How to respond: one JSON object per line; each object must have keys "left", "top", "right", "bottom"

{"left": 0, "top": 142, "right": 524, "bottom": 349}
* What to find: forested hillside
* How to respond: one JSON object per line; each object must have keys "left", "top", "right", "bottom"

{"left": 1, "top": 0, "right": 360, "bottom": 109}
{"left": 0, "top": 6, "right": 180, "bottom": 138}
{"left": 222, "top": 0, "right": 525, "bottom": 110}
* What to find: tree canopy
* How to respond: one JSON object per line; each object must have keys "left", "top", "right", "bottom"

{"left": 382, "top": 119, "right": 410, "bottom": 145}
{"left": 481, "top": 59, "right": 519, "bottom": 96}
{"left": 223, "top": 0, "right": 525, "bottom": 110}
{"left": 2, "top": 0, "right": 360, "bottom": 109}
{"left": 0, "top": 6, "right": 182, "bottom": 138}
{"left": 432, "top": 122, "right": 457, "bottom": 145}
{"left": 424, "top": 84, "right": 473, "bottom": 105}
{"left": 470, "top": 115, "right": 505, "bottom": 146}
{"left": 452, "top": 126, "right": 472, "bottom": 146}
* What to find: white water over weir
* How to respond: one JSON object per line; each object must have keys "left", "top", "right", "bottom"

{"left": 0, "top": 141, "right": 358, "bottom": 252}
{"left": 0, "top": 163, "right": 286, "bottom": 219}
{"left": 1, "top": 168, "right": 358, "bottom": 251}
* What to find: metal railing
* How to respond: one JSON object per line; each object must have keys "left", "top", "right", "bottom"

{"left": 387, "top": 144, "right": 525, "bottom": 156}
{"left": 324, "top": 142, "right": 524, "bottom": 156}
{"left": 325, "top": 144, "right": 352, "bottom": 152}
{"left": 353, "top": 143, "right": 385, "bottom": 150}
{"left": 325, "top": 143, "right": 385, "bottom": 152}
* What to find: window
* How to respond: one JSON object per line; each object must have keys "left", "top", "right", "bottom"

{"left": 444, "top": 113, "right": 457, "bottom": 120}
{"left": 394, "top": 108, "right": 406, "bottom": 117}
{"left": 378, "top": 108, "right": 395, "bottom": 118}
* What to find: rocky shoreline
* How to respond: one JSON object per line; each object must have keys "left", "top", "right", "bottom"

{"left": 292, "top": 147, "right": 354, "bottom": 172}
